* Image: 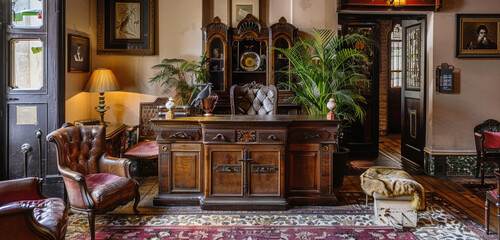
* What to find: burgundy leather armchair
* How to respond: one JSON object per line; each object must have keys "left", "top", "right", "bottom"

{"left": 0, "top": 177, "right": 68, "bottom": 240}
{"left": 47, "top": 124, "right": 140, "bottom": 240}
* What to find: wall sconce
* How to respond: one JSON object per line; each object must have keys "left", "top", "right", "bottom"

{"left": 390, "top": 0, "right": 406, "bottom": 7}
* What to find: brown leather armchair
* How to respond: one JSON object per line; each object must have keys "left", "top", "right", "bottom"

{"left": 0, "top": 177, "right": 68, "bottom": 240}
{"left": 47, "top": 124, "right": 140, "bottom": 240}
{"left": 230, "top": 82, "right": 278, "bottom": 115}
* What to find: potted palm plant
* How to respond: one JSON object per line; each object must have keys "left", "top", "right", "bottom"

{"left": 149, "top": 53, "right": 209, "bottom": 105}
{"left": 272, "top": 29, "right": 372, "bottom": 187}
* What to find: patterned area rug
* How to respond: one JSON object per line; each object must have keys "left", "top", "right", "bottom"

{"left": 66, "top": 192, "right": 495, "bottom": 240}
{"left": 86, "top": 226, "right": 416, "bottom": 239}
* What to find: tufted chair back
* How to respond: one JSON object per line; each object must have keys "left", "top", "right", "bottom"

{"left": 53, "top": 124, "right": 106, "bottom": 175}
{"left": 230, "top": 82, "right": 278, "bottom": 115}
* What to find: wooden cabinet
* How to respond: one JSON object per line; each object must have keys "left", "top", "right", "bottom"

{"left": 203, "top": 16, "right": 298, "bottom": 114}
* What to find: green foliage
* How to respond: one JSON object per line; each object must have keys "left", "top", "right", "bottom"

{"left": 272, "top": 29, "right": 372, "bottom": 124}
{"left": 149, "top": 53, "right": 209, "bottom": 105}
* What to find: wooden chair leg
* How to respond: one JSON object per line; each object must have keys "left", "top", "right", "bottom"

{"left": 88, "top": 211, "right": 95, "bottom": 240}
{"left": 476, "top": 160, "right": 481, "bottom": 178}
{"left": 486, "top": 199, "right": 490, "bottom": 234}
{"left": 133, "top": 187, "right": 140, "bottom": 215}
{"left": 481, "top": 162, "right": 486, "bottom": 186}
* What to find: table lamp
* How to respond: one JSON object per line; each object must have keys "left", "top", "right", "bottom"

{"left": 85, "top": 68, "right": 121, "bottom": 125}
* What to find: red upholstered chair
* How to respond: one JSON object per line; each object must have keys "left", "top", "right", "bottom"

{"left": 0, "top": 177, "right": 68, "bottom": 240}
{"left": 230, "top": 82, "right": 278, "bottom": 115}
{"left": 47, "top": 124, "right": 139, "bottom": 240}
{"left": 485, "top": 169, "right": 500, "bottom": 236}
{"left": 120, "top": 98, "right": 166, "bottom": 176}
{"left": 474, "top": 119, "right": 500, "bottom": 185}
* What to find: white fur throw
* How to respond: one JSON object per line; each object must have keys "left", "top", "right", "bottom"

{"left": 360, "top": 167, "right": 426, "bottom": 210}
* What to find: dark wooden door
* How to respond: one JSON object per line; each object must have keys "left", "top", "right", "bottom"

{"left": 340, "top": 22, "right": 380, "bottom": 158}
{"left": 1, "top": 0, "right": 65, "bottom": 197}
{"left": 207, "top": 145, "right": 244, "bottom": 197}
{"left": 288, "top": 143, "right": 320, "bottom": 196}
{"left": 401, "top": 19, "right": 426, "bottom": 166}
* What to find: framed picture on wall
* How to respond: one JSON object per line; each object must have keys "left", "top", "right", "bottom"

{"left": 68, "top": 34, "right": 90, "bottom": 72}
{"left": 456, "top": 14, "right": 500, "bottom": 58}
{"left": 97, "top": 0, "right": 155, "bottom": 55}
{"left": 231, "top": 0, "right": 259, "bottom": 27}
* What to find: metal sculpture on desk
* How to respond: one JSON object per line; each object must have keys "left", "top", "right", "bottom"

{"left": 190, "top": 83, "right": 213, "bottom": 107}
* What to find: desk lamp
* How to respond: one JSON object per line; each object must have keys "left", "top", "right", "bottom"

{"left": 85, "top": 68, "right": 121, "bottom": 125}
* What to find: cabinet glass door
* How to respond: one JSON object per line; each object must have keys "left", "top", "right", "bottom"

{"left": 10, "top": 39, "right": 43, "bottom": 90}
{"left": 273, "top": 37, "right": 291, "bottom": 90}
{"left": 208, "top": 38, "right": 225, "bottom": 91}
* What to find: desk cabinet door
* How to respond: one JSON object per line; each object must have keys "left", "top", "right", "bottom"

{"left": 206, "top": 145, "right": 244, "bottom": 197}
{"left": 248, "top": 145, "right": 284, "bottom": 197}
{"left": 288, "top": 144, "right": 321, "bottom": 195}
{"left": 159, "top": 143, "right": 202, "bottom": 193}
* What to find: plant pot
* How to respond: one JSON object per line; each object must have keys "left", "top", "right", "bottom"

{"left": 333, "top": 146, "right": 350, "bottom": 188}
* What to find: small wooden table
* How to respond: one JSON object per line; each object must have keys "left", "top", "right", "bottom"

{"left": 105, "top": 123, "right": 127, "bottom": 157}
{"left": 151, "top": 115, "right": 342, "bottom": 210}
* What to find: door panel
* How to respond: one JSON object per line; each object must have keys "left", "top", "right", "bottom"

{"left": 7, "top": 103, "right": 47, "bottom": 178}
{"left": 208, "top": 147, "right": 243, "bottom": 196}
{"left": 288, "top": 144, "right": 320, "bottom": 195}
{"left": 402, "top": 19, "right": 426, "bottom": 166}
{"left": 171, "top": 149, "right": 201, "bottom": 193}
{"left": 248, "top": 148, "right": 282, "bottom": 196}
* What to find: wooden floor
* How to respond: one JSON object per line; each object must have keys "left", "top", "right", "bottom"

{"left": 338, "top": 133, "right": 495, "bottom": 233}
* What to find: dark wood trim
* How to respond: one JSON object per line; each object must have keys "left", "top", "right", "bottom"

{"left": 0, "top": 0, "right": 6, "bottom": 180}
{"left": 338, "top": 0, "right": 442, "bottom": 12}
{"left": 259, "top": 0, "right": 268, "bottom": 27}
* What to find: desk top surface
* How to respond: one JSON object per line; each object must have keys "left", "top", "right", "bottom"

{"left": 151, "top": 115, "right": 341, "bottom": 124}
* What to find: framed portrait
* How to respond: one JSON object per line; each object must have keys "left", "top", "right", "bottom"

{"left": 68, "top": 34, "right": 90, "bottom": 72}
{"left": 456, "top": 14, "right": 500, "bottom": 58}
{"left": 231, "top": 0, "right": 259, "bottom": 27}
{"left": 97, "top": 0, "right": 155, "bottom": 55}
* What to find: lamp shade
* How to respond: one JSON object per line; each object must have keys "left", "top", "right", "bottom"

{"left": 85, "top": 68, "right": 121, "bottom": 93}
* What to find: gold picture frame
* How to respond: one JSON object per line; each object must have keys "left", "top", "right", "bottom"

{"left": 456, "top": 14, "right": 500, "bottom": 58}
{"left": 97, "top": 0, "right": 155, "bottom": 55}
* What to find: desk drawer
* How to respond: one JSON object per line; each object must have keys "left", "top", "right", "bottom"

{"left": 289, "top": 128, "right": 333, "bottom": 142}
{"left": 160, "top": 129, "right": 201, "bottom": 141}
{"left": 205, "top": 130, "right": 235, "bottom": 143}
{"left": 258, "top": 130, "right": 286, "bottom": 143}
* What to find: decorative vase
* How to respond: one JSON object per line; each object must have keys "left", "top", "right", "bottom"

{"left": 326, "top": 98, "right": 337, "bottom": 120}
{"left": 201, "top": 93, "right": 218, "bottom": 117}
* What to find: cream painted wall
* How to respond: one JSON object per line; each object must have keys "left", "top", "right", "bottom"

{"left": 65, "top": 0, "right": 92, "bottom": 123}
{"left": 426, "top": 0, "right": 500, "bottom": 152}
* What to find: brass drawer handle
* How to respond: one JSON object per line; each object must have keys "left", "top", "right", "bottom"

{"left": 212, "top": 133, "right": 226, "bottom": 141}
{"left": 169, "top": 132, "right": 193, "bottom": 140}
{"left": 267, "top": 135, "right": 278, "bottom": 141}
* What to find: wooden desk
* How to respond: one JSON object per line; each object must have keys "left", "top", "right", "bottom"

{"left": 151, "top": 115, "right": 341, "bottom": 210}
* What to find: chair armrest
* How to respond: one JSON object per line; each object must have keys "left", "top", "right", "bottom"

{"left": 475, "top": 132, "right": 485, "bottom": 154}
{"left": 0, "top": 203, "right": 27, "bottom": 216}
{"left": 99, "top": 155, "right": 132, "bottom": 178}
{"left": 0, "top": 178, "right": 44, "bottom": 205}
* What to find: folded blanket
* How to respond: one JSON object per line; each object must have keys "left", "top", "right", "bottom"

{"left": 360, "top": 167, "right": 425, "bottom": 210}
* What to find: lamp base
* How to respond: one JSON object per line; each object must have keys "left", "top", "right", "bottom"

{"left": 95, "top": 92, "right": 110, "bottom": 125}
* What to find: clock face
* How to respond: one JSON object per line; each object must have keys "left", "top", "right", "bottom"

{"left": 355, "top": 41, "right": 365, "bottom": 50}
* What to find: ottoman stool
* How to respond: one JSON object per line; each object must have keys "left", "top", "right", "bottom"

{"left": 360, "top": 167, "right": 425, "bottom": 228}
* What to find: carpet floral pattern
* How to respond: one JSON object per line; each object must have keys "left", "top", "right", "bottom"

{"left": 66, "top": 192, "right": 494, "bottom": 240}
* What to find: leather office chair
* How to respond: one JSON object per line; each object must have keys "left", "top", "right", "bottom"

{"left": 485, "top": 169, "right": 500, "bottom": 236}
{"left": 474, "top": 119, "right": 500, "bottom": 185}
{"left": 47, "top": 124, "right": 140, "bottom": 240}
{"left": 0, "top": 177, "right": 68, "bottom": 240}
{"left": 230, "top": 81, "right": 278, "bottom": 115}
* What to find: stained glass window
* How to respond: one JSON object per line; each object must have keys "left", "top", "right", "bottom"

{"left": 390, "top": 24, "right": 402, "bottom": 88}
{"left": 405, "top": 25, "right": 421, "bottom": 90}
